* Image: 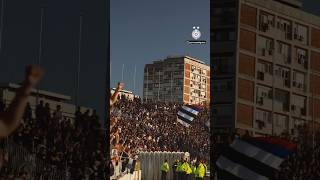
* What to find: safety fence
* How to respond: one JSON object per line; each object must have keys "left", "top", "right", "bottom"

{"left": 139, "top": 151, "right": 185, "bottom": 180}
{"left": 0, "top": 138, "right": 67, "bottom": 180}
{"left": 110, "top": 148, "right": 141, "bottom": 180}
{"left": 110, "top": 159, "right": 141, "bottom": 180}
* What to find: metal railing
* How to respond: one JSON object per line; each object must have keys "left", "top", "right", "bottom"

{"left": 1, "top": 138, "right": 67, "bottom": 180}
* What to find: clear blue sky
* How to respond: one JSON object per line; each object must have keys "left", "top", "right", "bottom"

{"left": 110, "top": 0, "right": 210, "bottom": 96}
{"left": 111, "top": 0, "right": 320, "bottom": 97}
{"left": 0, "top": 0, "right": 107, "bottom": 120}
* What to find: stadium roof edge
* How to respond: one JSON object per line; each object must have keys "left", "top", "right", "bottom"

{"left": 0, "top": 82, "right": 71, "bottom": 101}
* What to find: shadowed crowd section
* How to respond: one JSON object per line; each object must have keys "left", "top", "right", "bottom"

{"left": 0, "top": 99, "right": 107, "bottom": 179}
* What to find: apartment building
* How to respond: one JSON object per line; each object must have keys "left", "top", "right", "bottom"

{"left": 211, "top": 0, "right": 320, "bottom": 136}
{"left": 143, "top": 56, "right": 210, "bottom": 105}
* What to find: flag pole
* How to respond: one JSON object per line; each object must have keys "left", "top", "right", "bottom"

{"left": 146, "top": 68, "right": 148, "bottom": 102}
{"left": 312, "top": 73, "right": 315, "bottom": 151}
{"left": 0, "top": 0, "right": 5, "bottom": 55}
{"left": 36, "top": 7, "right": 45, "bottom": 105}
{"left": 75, "top": 14, "right": 83, "bottom": 107}
{"left": 134, "top": 65, "right": 136, "bottom": 93}
{"left": 121, "top": 64, "right": 124, "bottom": 81}
{"left": 171, "top": 71, "right": 173, "bottom": 102}
{"left": 157, "top": 70, "right": 160, "bottom": 101}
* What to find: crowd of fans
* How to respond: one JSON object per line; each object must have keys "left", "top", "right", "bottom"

{"left": 110, "top": 95, "right": 210, "bottom": 167}
{"left": 0, "top": 99, "right": 107, "bottom": 179}
{"left": 278, "top": 125, "right": 320, "bottom": 180}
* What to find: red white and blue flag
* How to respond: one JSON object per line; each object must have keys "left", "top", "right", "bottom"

{"left": 216, "top": 137, "right": 296, "bottom": 180}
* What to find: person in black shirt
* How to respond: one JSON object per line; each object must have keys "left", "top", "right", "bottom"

{"left": 173, "top": 159, "right": 179, "bottom": 180}
{"left": 0, "top": 99, "right": 5, "bottom": 113}
{"left": 23, "top": 102, "right": 32, "bottom": 124}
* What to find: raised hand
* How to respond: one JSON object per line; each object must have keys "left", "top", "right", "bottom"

{"left": 24, "top": 65, "right": 44, "bottom": 87}
{"left": 117, "top": 82, "right": 124, "bottom": 91}
{"left": 0, "top": 65, "right": 44, "bottom": 138}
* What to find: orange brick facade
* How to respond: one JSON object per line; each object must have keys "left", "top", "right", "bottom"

{"left": 183, "top": 62, "right": 210, "bottom": 105}
{"left": 237, "top": 103, "right": 253, "bottom": 126}
{"left": 184, "top": 94, "right": 190, "bottom": 102}
{"left": 309, "top": 98, "right": 320, "bottom": 119}
{"left": 310, "top": 74, "right": 320, "bottom": 96}
{"left": 184, "top": 79, "right": 190, "bottom": 86}
{"left": 240, "top": 29, "right": 256, "bottom": 53}
{"left": 239, "top": 53, "right": 255, "bottom": 77}
{"left": 311, "top": 51, "right": 320, "bottom": 72}
{"left": 240, "top": 4, "right": 257, "bottom": 28}
{"left": 238, "top": 78, "right": 254, "bottom": 102}
{"left": 311, "top": 28, "right": 320, "bottom": 49}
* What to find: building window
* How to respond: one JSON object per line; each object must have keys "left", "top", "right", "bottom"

{"left": 295, "top": 47, "right": 308, "bottom": 69}
{"left": 276, "top": 17, "right": 292, "bottom": 40}
{"left": 292, "top": 71, "right": 306, "bottom": 91}
{"left": 259, "top": 11, "right": 275, "bottom": 32}
{"left": 293, "top": 23, "right": 308, "bottom": 45}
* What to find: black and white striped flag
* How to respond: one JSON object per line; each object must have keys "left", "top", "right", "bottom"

{"left": 216, "top": 137, "right": 296, "bottom": 180}
{"left": 176, "top": 105, "right": 200, "bottom": 127}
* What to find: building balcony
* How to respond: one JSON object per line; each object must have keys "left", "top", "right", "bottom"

{"left": 258, "top": 47, "right": 274, "bottom": 60}
{"left": 256, "top": 96, "right": 273, "bottom": 110}
{"left": 274, "top": 53, "right": 291, "bottom": 65}
{"left": 293, "top": 56, "right": 308, "bottom": 70}
{"left": 291, "top": 105, "right": 306, "bottom": 117}
{"left": 274, "top": 101, "right": 289, "bottom": 113}
{"left": 292, "top": 81, "right": 306, "bottom": 92}
{"left": 257, "top": 71, "right": 273, "bottom": 85}
{"left": 254, "top": 119, "right": 272, "bottom": 134}
{"left": 274, "top": 78, "right": 290, "bottom": 89}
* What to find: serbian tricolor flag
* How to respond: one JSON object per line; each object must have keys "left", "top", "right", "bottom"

{"left": 216, "top": 137, "right": 296, "bottom": 180}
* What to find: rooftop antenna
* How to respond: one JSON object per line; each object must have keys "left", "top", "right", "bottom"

{"left": 0, "top": 0, "right": 6, "bottom": 54}
{"left": 36, "top": 7, "right": 45, "bottom": 105}
{"left": 121, "top": 64, "right": 124, "bottom": 81}
{"left": 133, "top": 65, "right": 136, "bottom": 93}
{"left": 75, "top": 13, "right": 83, "bottom": 107}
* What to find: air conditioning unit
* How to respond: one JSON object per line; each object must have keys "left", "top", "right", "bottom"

{"left": 263, "top": 23, "right": 269, "bottom": 31}
{"left": 299, "top": 35, "right": 303, "bottom": 41}
{"left": 284, "top": 59, "right": 290, "bottom": 64}
{"left": 304, "top": 61, "right": 308, "bottom": 69}
{"left": 285, "top": 79, "right": 290, "bottom": 87}
{"left": 286, "top": 32, "right": 292, "bottom": 40}
{"left": 292, "top": 81, "right": 297, "bottom": 87}
{"left": 286, "top": 57, "right": 291, "bottom": 63}
{"left": 257, "top": 97, "right": 264, "bottom": 105}
{"left": 297, "top": 83, "right": 302, "bottom": 88}
{"left": 257, "top": 71, "right": 265, "bottom": 81}
{"left": 256, "top": 120, "right": 265, "bottom": 129}
{"left": 262, "top": 49, "right": 266, "bottom": 56}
